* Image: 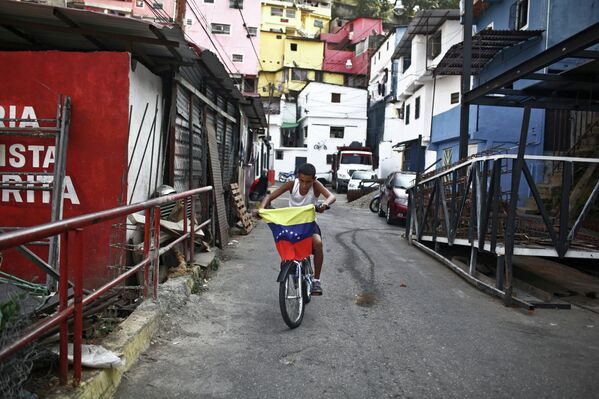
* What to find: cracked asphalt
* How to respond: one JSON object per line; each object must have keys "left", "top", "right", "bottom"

{"left": 115, "top": 193, "right": 599, "bottom": 399}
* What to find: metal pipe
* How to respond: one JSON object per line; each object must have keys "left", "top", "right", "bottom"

{"left": 153, "top": 206, "right": 160, "bottom": 299}
{"left": 143, "top": 208, "right": 151, "bottom": 298}
{"left": 184, "top": 197, "right": 189, "bottom": 262}
{"left": 190, "top": 195, "right": 195, "bottom": 263}
{"left": 71, "top": 230, "right": 83, "bottom": 385}
{"left": 59, "top": 232, "right": 68, "bottom": 385}
{"left": 0, "top": 186, "right": 213, "bottom": 250}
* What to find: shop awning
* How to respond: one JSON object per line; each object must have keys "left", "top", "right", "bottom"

{"left": 281, "top": 122, "right": 299, "bottom": 129}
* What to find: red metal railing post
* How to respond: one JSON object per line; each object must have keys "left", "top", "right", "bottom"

{"left": 153, "top": 206, "right": 160, "bottom": 299}
{"left": 59, "top": 232, "right": 69, "bottom": 385}
{"left": 183, "top": 198, "right": 189, "bottom": 262}
{"left": 190, "top": 194, "right": 195, "bottom": 263}
{"left": 143, "top": 208, "right": 151, "bottom": 298}
{"left": 71, "top": 229, "right": 83, "bottom": 386}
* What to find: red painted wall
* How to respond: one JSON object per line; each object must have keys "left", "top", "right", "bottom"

{"left": 0, "top": 51, "right": 130, "bottom": 288}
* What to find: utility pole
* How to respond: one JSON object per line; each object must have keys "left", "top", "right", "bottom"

{"left": 265, "top": 82, "right": 274, "bottom": 171}
{"left": 459, "top": 0, "right": 473, "bottom": 162}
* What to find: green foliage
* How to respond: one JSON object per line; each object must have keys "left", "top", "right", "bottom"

{"left": 356, "top": 0, "right": 394, "bottom": 19}
{"left": 0, "top": 295, "right": 22, "bottom": 332}
{"left": 401, "top": 0, "right": 461, "bottom": 18}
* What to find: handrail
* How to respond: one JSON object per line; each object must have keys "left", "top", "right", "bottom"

{"left": 0, "top": 186, "right": 212, "bottom": 250}
{"left": 0, "top": 185, "right": 214, "bottom": 386}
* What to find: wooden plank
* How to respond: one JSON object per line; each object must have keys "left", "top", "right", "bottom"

{"left": 206, "top": 119, "right": 229, "bottom": 248}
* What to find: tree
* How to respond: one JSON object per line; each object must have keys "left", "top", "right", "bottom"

{"left": 399, "top": 0, "right": 461, "bottom": 18}
{"left": 356, "top": 0, "right": 394, "bottom": 20}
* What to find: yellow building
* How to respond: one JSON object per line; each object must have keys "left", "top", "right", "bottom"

{"left": 259, "top": 0, "right": 338, "bottom": 97}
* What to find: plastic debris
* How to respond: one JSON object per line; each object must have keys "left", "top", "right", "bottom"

{"left": 51, "top": 344, "right": 125, "bottom": 369}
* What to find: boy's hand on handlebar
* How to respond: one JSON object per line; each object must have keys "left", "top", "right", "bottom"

{"left": 316, "top": 203, "right": 330, "bottom": 213}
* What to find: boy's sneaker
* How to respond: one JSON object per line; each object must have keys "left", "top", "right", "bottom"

{"left": 311, "top": 280, "right": 323, "bottom": 296}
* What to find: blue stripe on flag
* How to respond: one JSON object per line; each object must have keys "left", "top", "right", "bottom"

{"left": 267, "top": 221, "right": 315, "bottom": 244}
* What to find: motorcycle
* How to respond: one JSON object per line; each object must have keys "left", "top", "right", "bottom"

{"left": 278, "top": 171, "right": 295, "bottom": 182}
{"left": 369, "top": 192, "right": 381, "bottom": 213}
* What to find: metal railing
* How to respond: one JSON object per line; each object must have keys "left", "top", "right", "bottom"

{"left": 0, "top": 185, "right": 213, "bottom": 385}
{"left": 406, "top": 153, "right": 599, "bottom": 308}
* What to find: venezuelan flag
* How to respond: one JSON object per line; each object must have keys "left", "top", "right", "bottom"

{"left": 259, "top": 205, "right": 316, "bottom": 261}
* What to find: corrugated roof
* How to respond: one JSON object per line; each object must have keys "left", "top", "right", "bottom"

{"left": 435, "top": 29, "right": 543, "bottom": 75}
{"left": 0, "top": 0, "right": 198, "bottom": 74}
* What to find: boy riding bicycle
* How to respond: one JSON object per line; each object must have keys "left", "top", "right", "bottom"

{"left": 259, "top": 163, "right": 336, "bottom": 295}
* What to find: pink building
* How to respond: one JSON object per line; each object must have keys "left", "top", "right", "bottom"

{"left": 321, "top": 17, "right": 383, "bottom": 77}
{"left": 183, "top": 0, "right": 261, "bottom": 95}
{"left": 73, "top": 0, "right": 177, "bottom": 22}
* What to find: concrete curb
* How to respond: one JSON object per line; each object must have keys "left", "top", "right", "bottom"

{"left": 47, "top": 250, "right": 219, "bottom": 399}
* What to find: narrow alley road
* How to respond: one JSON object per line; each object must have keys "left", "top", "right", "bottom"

{"left": 115, "top": 194, "right": 599, "bottom": 399}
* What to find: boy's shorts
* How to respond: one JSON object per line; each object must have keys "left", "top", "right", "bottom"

{"left": 313, "top": 223, "right": 322, "bottom": 237}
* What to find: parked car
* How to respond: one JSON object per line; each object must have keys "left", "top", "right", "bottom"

{"left": 379, "top": 171, "right": 416, "bottom": 224}
{"left": 347, "top": 170, "right": 378, "bottom": 191}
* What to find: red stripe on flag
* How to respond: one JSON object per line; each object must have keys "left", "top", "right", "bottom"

{"left": 275, "top": 236, "right": 313, "bottom": 261}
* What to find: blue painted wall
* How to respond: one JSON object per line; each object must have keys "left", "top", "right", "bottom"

{"left": 475, "top": 0, "right": 599, "bottom": 86}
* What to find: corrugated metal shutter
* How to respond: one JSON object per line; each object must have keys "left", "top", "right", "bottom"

{"left": 174, "top": 86, "right": 191, "bottom": 192}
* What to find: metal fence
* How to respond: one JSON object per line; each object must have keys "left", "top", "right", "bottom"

{"left": 407, "top": 153, "right": 599, "bottom": 309}
{"left": 0, "top": 185, "right": 213, "bottom": 385}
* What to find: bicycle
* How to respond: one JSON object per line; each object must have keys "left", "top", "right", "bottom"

{"left": 258, "top": 204, "right": 321, "bottom": 329}
{"left": 278, "top": 170, "right": 295, "bottom": 182}
{"left": 277, "top": 257, "right": 314, "bottom": 328}
{"left": 313, "top": 141, "right": 328, "bottom": 150}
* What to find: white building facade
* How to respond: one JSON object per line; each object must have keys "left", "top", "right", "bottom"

{"left": 295, "top": 82, "right": 368, "bottom": 180}
{"left": 385, "top": 10, "right": 462, "bottom": 172}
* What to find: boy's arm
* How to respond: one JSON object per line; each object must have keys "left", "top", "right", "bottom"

{"left": 313, "top": 180, "right": 336, "bottom": 211}
{"left": 259, "top": 181, "right": 293, "bottom": 209}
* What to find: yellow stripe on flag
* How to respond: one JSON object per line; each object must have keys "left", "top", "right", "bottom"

{"left": 258, "top": 204, "right": 316, "bottom": 226}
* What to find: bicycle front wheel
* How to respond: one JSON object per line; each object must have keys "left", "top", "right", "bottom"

{"left": 279, "top": 269, "right": 304, "bottom": 329}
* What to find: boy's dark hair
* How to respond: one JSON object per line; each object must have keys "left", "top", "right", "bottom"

{"left": 297, "top": 163, "right": 316, "bottom": 177}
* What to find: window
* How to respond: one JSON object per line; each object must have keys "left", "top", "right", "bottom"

{"left": 290, "top": 43, "right": 298, "bottom": 51}
{"left": 326, "top": 154, "right": 334, "bottom": 164}
{"left": 315, "top": 71, "right": 323, "bottom": 82}
{"left": 186, "top": 18, "right": 193, "bottom": 26}
{"left": 405, "top": 104, "right": 410, "bottom": 125}
{"left": 516, "top": 0, "right": 528, "bottom": 29}
{"left": 314, "top": 19, "right": 323, "bottom": 28}
{"left": 247, "top": 27, "right": 257, "bottom": 37}
{"left": 275, "top": 150, "right": 284, "bottom": 160}
{"left": 243, "top": 78, "right": 256, "bottom": 93}
{"left": 211, "top": 23, "right": 231, "bottom": 34}
{"left": 286, "top": 9, "right": 295, "bottom": 18}
{"left": 397, "top": 104, "right": 404, "bottom": 119}
{"left": 428, "top": 29, "right": 442, "bottom": 59}
{"left": 229, "top": 0, "right": 243, "bottom": 8}
{"left": 403, "top": 56, "right": 411, "bottom": 71}
{"left": 443, "top": 147, "right": 453, "bottom": 166}
{"left": 232, "top": 54, "right": 243, "bottom": 62}
{"left": 135, "top": 0, "right": 143, "bottom": 7}
{"left": 276, "top": 34, "right": 282, "bottom": 39}
{"left": 204, "top": 0, "right": 214, "bottom": 2}
{"left": 291, "top": 68, "right": 307, "bottom": 81}
{"left": 386, "top": 41, "right": 389, "bottom": 51}
{"left": 271, "top": 7, "right": 283, "bottom": 16}
{"left": 304, "top": 126, "right": 308, "bottom": 138}
{"left": 330, "top": 126, "right": 344, "bottom": 138}
{"left": 331, "top": 93, "right": 341, "bottom": 103}
{"left": 152, "top": 1, "right": 163, "bottom": 9}
{"left": 450, "top": 92, "right": 459, "bottom": 104}
{"left": 415, "top": 96, "right": 420, "bottom": 120}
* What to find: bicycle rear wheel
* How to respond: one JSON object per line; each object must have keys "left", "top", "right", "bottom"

{"left": 279, "top": 266, "right": 304, "bottom": 328}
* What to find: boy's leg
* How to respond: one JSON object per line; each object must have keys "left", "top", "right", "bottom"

{"left": 312, "top": 233, "right": 323, "bottom": 279}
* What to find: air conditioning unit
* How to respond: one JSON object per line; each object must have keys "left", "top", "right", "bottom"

{"left": 345, "top": 59, "right": 352, "bottom": 69}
